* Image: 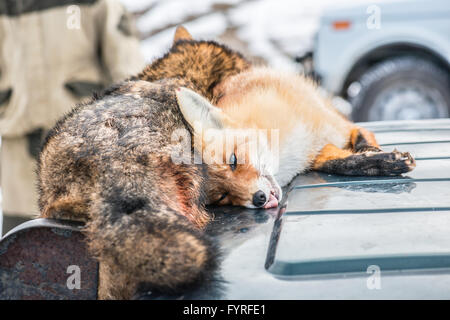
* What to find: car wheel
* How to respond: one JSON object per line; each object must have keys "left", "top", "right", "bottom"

{"left": 349, "top": 57, "right": 450, "bottom": 122}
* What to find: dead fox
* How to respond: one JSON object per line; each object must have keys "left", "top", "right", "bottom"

{"left": 37, "top": 26, "right": 415, "bottom": 299}
{"left": 176, "top": 66, "right": 416, "bottom": 209}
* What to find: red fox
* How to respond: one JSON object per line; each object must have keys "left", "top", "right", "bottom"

{"left": 175, "top": 61, "right": 415, "bottom": 210}
{"left": 38, "top": 26, "right": 415, "bottom": 299}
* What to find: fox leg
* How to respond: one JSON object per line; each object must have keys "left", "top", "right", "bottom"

{"left": 348, "top": 127, "right": 382, "bottom": 153}
{"left": 312, "top": 143, "right": 415, "bottom": 176}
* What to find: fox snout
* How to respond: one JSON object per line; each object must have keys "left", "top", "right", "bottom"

{"left": 252, "top": 188, "right": 281, "bottom": 209}
{"left": 205, "top": 170, "right": 282, "bottom": 210}
{"left": 252, "top": 190, "right": 267, "bottom": 207}
{"left": 251, "top": 176, "right": 282, "bottom": 209}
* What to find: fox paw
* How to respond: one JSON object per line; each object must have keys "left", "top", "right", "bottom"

{"left": 355, "top": 146, "right": 382, "bottom": 153}
{"left": 356, "top": 149, "right": 416, "bottom": 176}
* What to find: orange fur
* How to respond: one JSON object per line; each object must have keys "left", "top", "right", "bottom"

{"left": 174, "top": 30, "right": 413, "bottom": 209}
{"left": 312, "top": 144, "right": 353, "bottom": 169}
{"left": 199, "top": 132, "right": 261, "bottom": 207}
{"left": 349, "top": 127, "right": 380, "bottom": 150}
{"left": 215, "top": 67, "right": 354, "bottom": 156}
{"left": 173, "top": 25, "right": 193, "bottom": 44}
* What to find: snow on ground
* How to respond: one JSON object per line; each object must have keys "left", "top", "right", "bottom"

{"left": 121, "top": 0, "right": 384, "bottom": 70}
{"left": 140, "top": 12, "right": 229, "bottom": 64}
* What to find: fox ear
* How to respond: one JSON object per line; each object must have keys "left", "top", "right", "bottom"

{"left": 176, "top": 87, "right": 225, "bottom": 131}
{"left": 173, "top": 26, "right": 193, "bottom": 44}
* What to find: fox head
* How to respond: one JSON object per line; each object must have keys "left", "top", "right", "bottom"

{"left": 175, "top": 87, "right": 282, "bottom": 209}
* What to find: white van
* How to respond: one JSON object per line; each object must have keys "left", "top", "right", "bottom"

{"left": 306, "top": 0, "right": 450, "bottom": 121}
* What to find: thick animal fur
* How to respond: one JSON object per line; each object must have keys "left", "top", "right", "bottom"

{"left": 135, "top": 32, "right": 249, "bottom": 103}
{"left": 38, "top": 26, "right": 415, "bottom": 299}
{"left": 38, "top": 31, "right": 250, "bottom": 298}
{"left": 175, "top": 67, "right": 415, "bottom": 209}
{"left": 38, "top": 81, "right": 218, "bottom": 299}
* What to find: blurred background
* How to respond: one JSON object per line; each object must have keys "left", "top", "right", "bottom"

{"left": 1, "top": 0, "right": 449, "bottom": 235}
{"left": 121, "top": 0, "right": 450, "bottom": 122}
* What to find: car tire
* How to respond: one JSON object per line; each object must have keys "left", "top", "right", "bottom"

{"left": 350, "top": 57, "right": 450, "bottom": 122}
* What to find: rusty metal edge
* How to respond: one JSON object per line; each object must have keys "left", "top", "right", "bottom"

{"left": 0, "top": 218, "right": 98, "bottom": 300}
{"left": 1, "top": 218, "right": 85, "bottom": 241}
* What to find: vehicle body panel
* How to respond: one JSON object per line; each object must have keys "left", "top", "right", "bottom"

{"left": 314, "top": 0, "right": 450, "bottom": 94}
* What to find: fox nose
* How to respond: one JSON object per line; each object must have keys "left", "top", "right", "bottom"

{"left": 252, "top": 190, "right": 267, "bottom": 207}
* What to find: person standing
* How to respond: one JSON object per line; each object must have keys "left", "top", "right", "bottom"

{"left": 0, "top": 0, "right": 145, "bottom": 227}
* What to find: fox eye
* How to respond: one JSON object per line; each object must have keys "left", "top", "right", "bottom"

{"left": 229, "top": 153, "right": 237, "bottom": 171}
{"left": 217, "top": 192, "right": 228, "bottom": 203}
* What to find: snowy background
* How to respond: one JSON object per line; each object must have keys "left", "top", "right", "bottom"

{"left": 120, "top": 0, "right": 382, "bottom": 71}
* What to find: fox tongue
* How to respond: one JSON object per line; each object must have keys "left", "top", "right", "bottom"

{"left": 263, "top": 193, "right": 279, "bottom": 209}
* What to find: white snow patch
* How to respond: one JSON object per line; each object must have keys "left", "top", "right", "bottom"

{"left": 120, "top": 0, "right": 159, "bottom": 12}
{"left": 121, "top": 0, "right": 390, "bottom": 69}
{"left": 141, "top": 12, "right": 228, "bottom": 62}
